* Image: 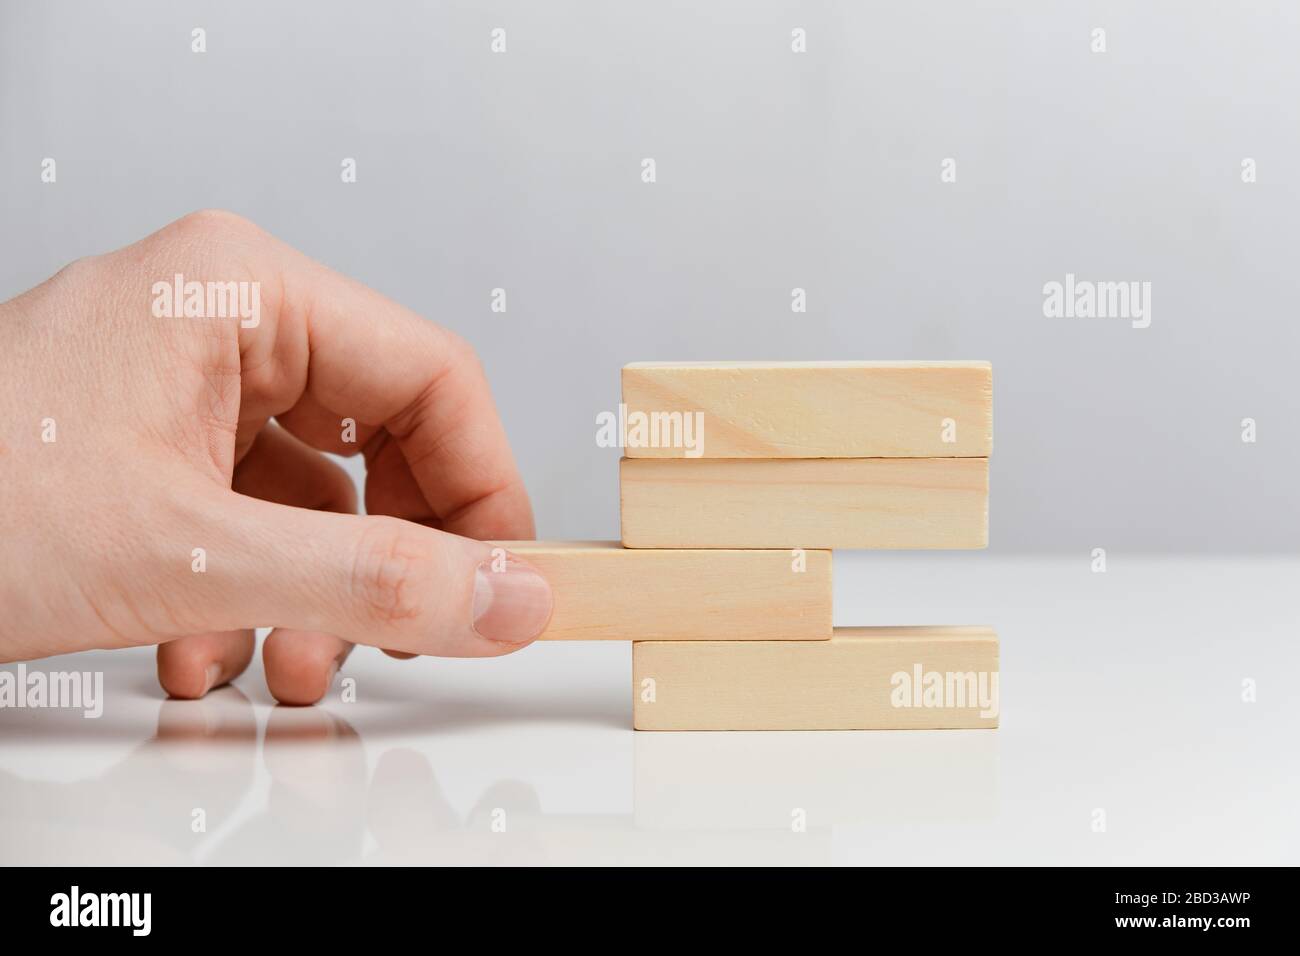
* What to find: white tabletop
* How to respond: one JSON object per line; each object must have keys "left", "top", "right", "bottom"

{"left": 2, "top": 553, "right": 1295, "bottom": 866}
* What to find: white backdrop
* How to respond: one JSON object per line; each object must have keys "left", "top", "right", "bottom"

{"left": 3, "top": 0, "right": 1296, "bottom": 551}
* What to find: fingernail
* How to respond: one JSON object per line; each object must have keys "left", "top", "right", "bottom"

{"left": 202, "top": 662, "right": 223, "bottom": 695}
{"left": 472, "top": 555, "right": 553, "bottom": 643}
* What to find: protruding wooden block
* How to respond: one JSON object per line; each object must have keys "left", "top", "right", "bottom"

{"left": 619, "top": 457, "right": 988, "bottom": 549}
{"left": 490, "top": 541, "right": 831, "bottom": 641}
{"left": 621, "top": 361, "right": 992, "bottom": 458}
{"left": 633, "top": 626, "right": 999, "bottom": 730}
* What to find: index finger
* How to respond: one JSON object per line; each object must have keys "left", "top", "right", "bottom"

{"left": 147, "top": 210, "right": 536, "bottom": 540}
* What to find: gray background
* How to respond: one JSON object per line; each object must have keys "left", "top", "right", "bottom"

{"left": 3, "top": 0, "right": 1296, "bottom": 552}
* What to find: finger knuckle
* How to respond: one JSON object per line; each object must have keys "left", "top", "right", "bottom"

{"left": 441, "top": 328, "right": 482, "bottom": 371}
{"left": 350, "top": 519, "right": 433, "bottom": 632}
{"left": 172, "top": 208, "right": 261, "bottom": 241}
{"left": 51, "top": 254, "right": 104, "bottom": 287}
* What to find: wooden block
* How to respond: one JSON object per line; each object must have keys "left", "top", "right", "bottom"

{"left": 633, "top": 626, "right": 999, "bottom": 731}
{"left": 621, "top": 361, "right": 992, "bottom": 458}
{"left": 619, "top": 457, "right": 988, "bottom": 549}
{"left": 490, "top": 541, "right": 831, "bottom": 641}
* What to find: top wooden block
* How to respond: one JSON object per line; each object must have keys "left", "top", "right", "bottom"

{"left": 621, "top": 361, "right": 992, "bottom": 458}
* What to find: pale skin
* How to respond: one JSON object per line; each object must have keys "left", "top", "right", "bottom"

{"left": 0, "top": 210, "right": 554, "bottom": 704}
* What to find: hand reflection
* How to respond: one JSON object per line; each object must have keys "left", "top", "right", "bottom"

{"left": 0, "top": 685, "right": 257, "bottom": 864}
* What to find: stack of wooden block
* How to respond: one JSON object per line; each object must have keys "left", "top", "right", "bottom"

{"left": 497, "top": 361, "right": 999, "bottom": 731}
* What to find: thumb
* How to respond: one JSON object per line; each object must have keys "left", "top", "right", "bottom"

{"left": 178, "top": 491, "right": 553, "bottom": 656}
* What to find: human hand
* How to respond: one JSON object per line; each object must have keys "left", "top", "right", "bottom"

{"left": 0, "top": 210, "right": 553, "bottom": 704}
